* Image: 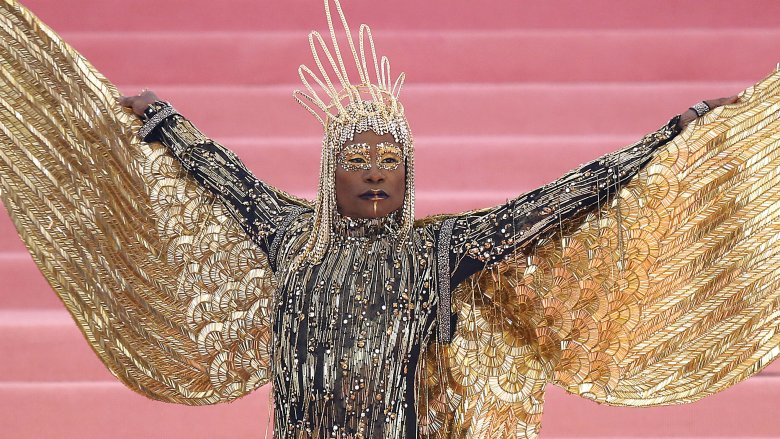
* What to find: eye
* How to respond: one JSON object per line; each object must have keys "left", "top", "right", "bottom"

{"left": 381, "top": 156, "right": 399, "bottom": 164}
{"left": 348, "top": 156, "right": 368, "bottom": 164}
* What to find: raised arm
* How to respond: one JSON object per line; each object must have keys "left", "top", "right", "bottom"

{"left": 429, "top": 97, "right": 739, "bottom": 344}
{"left": 439, "top": 95, "right": 737, "bottom": 289}
{"left": 121, "top": 91, "right": 310, "bottom": 261}
{"left": 441, "top": 116, "right": 680, "bottom": 289}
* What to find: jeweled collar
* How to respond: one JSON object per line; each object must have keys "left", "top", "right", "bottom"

{"left": 332, "top": 209, "right": 402, "bottom": 239}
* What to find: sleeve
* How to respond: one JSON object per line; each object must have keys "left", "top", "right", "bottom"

{"left": 442, "top": 117, "right": 682, "bottom": 289}
{"left": 432, "top": 118, "right": 681, "bottom": 344}
{"left": 0, "top": 1, "right": 302, "bottom": 406}
{"left": 141, "top": 103, "right": 309, "bottom": 261}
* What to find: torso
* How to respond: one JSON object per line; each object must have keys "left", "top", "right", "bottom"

{"left": 271, "top": 213, "right": 440, "bottom": 438}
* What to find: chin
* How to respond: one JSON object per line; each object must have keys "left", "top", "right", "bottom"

{"left": 359, "top": 206, "right": 395, "bottom": 219}
{"left": 338, "top": 202, "right": 402, "bottom": 219}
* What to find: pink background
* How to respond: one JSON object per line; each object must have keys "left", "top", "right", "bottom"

{"left": 1, "top": 0, "right": 779, "bottom": 437}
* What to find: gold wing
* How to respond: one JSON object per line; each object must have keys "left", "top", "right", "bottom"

{"left": 418, "top": 71, "right": 780, "bottom": 437}
{"left": 0, "top": 0, "right": 304, "bottom": 404}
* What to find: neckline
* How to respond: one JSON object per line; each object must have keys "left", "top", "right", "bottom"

{"left": 332, "top": 210, "right": 402, "bottom": 239}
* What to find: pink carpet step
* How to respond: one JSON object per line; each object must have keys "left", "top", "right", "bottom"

{"left": 60, "top": 30, "right": 779, "bottom": 86}
{"left": 0, "top": 381, "right": 271, "bottom": 439}
{"left": 542, "top": 381, "right": 780, "bottom": 437}
{"left": 0, "top": 131, "right": 720, "bottom": 253}
{"left": 115, "top": 82, "right": 747, "bottom": 139}
{"left": 20, "top": 0, "right": 780, "bottom": 32}
{"left": 0, "top": 132, "right": 711, "bottom": 253}
{"left": 169, "top": 135, "right": 650, "bottom": 194}
{"left": 0, "top": 311, "right": 117, "bottom": 382}
{"left": 0, "top": 132, "right": 673, "bottom": 201}
{"left": 0, "top": 215, "right": 26, "bottom": 255}
{"left": 0, "top": 194, "right": 495, "bottom": 253}
{"left": 0, "top": 186, "right": 579, "bottom": 251}
{"left": 1, "top": 310, "right": 778, "bottom": 382}
{"left": 0, "top": 253, "right": 63, "bottom": 309}
{"left": 0, "top": 187, "right": 591, "bottom": 253}
{"left": 0, "top": 380, "right": 777, "bottom": 438}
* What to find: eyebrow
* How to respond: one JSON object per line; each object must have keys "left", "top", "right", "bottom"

{"left": 342, "top": 143, "right": 370, "bottom": 151}
{"left": 376, "top": 142, "right": 403, "bottom": 153}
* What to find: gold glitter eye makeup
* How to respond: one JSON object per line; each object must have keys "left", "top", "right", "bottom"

{"left": 376, "top": 142, "right": 404, "bottom": 170}
{"left": 340, "top": 143, "right": 371, "bottom": 171}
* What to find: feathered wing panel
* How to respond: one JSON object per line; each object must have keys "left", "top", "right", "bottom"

{"left": 418, "top": 71, "right": 780, "bottom": 437}
{"left": 0, "top": 0, "right": 285, "bottom": 404}
{"left": 417, "top": 296, "right": 549, "bottom": 438}
{"left": 540, "top": 70, "right": 780, "bottom": 406}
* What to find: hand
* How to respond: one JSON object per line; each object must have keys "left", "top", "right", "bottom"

{"left": 119, "top": 90, "right": 161, "bottom": 117}
{"left": 678, "top": 95, "right": 739, "bottom": 129}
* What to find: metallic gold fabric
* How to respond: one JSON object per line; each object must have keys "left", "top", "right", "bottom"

{"left": 0, "top": 0, "right": 290, "bottom": 404}
{"left": 418, "top": 72, "right": 780, "bottom": 437}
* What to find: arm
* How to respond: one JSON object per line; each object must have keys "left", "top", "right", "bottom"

{"left": 438, "top": 93, "right": 739, "bottom": 288}
{"left": 433, "top": 97, "right": 737, "bottom": 342}
{"left": 432, "top": 116, "right": 682, "bottom": 343}
{"left": 136, "top": 99, "right": 309, "bottom": 259}
{"left": 443, "top": 116, "right": 682, "bottom": 288}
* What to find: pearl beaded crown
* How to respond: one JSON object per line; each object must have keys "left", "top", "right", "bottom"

{"left": 294, "top": 0, "right": 406, "bottom": 127}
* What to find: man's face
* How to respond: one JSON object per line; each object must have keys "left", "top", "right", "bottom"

{"left": 335, "top": 130, "right": 406, "bottom": 219}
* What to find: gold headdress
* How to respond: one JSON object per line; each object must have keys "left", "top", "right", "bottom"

{"left": 294, "top": 0, "right": 415, "bottom": 265}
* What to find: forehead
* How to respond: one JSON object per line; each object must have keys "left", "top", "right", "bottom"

{"left": 343, "top": 130, "right": 400, "bottom": 148}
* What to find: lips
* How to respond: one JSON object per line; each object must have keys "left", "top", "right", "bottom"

{"left": 359, "top": 189, "right": 389, "bottom": 200}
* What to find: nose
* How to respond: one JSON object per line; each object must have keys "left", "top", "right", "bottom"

{"left": 364, "top": 167, "right": 385, "bottom": 184}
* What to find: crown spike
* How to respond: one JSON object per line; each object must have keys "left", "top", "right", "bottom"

{"left": 392, "top": 73, "right": 405, "bottom": 99}
{"left": 359, "top": 25, "right": 382, "bottom": 96}
{"left": 380, "top": 56, "right": 392, "bottom": 91}
{"left": 322, "top": 0, "right": 352, "bottom": 87}
{"left": 293, "top": 90, "right": 326, "bottom": 126}
{"left": 329, "top": 0, "right": 367, "bottom": 87}
{"left": 308, "top": 31, "right": 345, "bottom": 96}
{"left": 357, "top": 34, "right": 381, "bottom": 103}
{"left": 298, "top": 64, "right": 332, "bottom": 111}
{"left": 294, "top": 0, "right": 407, "bottom": 127}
